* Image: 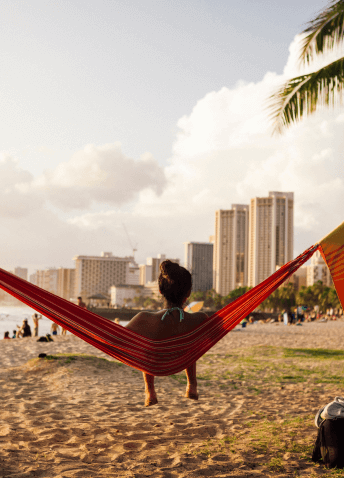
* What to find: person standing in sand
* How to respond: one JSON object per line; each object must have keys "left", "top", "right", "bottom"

{"left": 126, "top": 260, "right": 208, "bottom": 407}
{"left": 51, "top": 323, "right": 60, "bottom": 336}
{"left": 32, "top": 313, "right": 42, "bottom": 337}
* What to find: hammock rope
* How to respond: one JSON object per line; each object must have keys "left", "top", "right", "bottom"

{"left": 0, "top": 244, "right": 318, "bottom": 376}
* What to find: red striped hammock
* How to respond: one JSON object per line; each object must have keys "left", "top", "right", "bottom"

{"left": 0, "top": 222, "right": 343, "bottom": 376}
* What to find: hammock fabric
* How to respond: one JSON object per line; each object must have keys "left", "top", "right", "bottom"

{"left": 0, "top": 243, "right": 320, "bottom": 376}
{"left": 319, "top": 221, "right": 344, "bottom": 308}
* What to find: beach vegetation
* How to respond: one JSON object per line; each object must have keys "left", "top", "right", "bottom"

{"left": 268, "top": 0, "right": 344, "bottom": 133}
{"left": 189, "top": 282, "right": 340, "bottom": 313}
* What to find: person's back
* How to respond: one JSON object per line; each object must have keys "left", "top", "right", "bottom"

{"left": 23, "top": 323, "right": 31, "bottom": 337}
{"left": 126, "top": 308, "right": 207, "bottom": 341}
{"left": 126, "top": 260, "right": 208, "bottom": 407}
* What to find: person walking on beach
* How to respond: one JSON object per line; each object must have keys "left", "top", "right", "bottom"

{"left": 32, "top": 313, "right": 42, "bottom": 337}
{"left": 126, "top": 260, "right": 208, "bottom": 407}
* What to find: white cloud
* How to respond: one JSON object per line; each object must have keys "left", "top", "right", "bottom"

{"left": 33, "top": 143, "right": 167, "bottom": 211}
{"left": 0, "top": 154, "right": 42, "bottom": 218}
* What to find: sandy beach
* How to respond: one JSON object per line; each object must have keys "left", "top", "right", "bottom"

{"left": 1, "top": 320, "right": 344, "bottom": 477}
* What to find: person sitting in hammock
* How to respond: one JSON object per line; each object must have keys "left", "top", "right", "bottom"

{"left": 126, "top": 260, "right": 208, "bottom": 407}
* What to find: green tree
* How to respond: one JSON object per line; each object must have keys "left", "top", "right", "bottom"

{"left": 270, "top": 1, "right": 344, "bottom": 133}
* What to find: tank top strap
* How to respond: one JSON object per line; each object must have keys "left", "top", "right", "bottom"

{"left": 161, "top": 307, "right": 184, "bottom": 322}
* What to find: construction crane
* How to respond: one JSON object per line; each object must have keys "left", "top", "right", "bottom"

{"left": 122, "top": 223, "right": 138, "bottom": 260}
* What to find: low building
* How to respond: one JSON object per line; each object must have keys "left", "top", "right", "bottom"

{"left": 307, "top": 250, "right": 333, "bottom": 287}
{"left": 110, "top": 284, "right": 147, "bottom": 308}
{"left": 292, "top": 265, "right": 307, "bottom": 290}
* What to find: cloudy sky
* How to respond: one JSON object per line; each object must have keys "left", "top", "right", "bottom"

{"left": 1, "top": 0, "right": 343, "bottom": 273}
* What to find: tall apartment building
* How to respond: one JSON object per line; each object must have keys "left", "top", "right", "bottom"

{"left": 213, "top": 205, "right": 249, "bottom": 296}
{"left": 184, "top": 242, "right": 213, "bottom": 292}
{"left": 73, "top": 252, "right": 132, "bottom": 300}
{"left": 57, "top": 268, "right": 76, "bottom": 300}
{"left": 248, "top": 191, "right": 294, "bottom": 287}
{"left": 14, "top": 267, "right": 28, "bottom": 281}
{"left": 307, "top": 250, "right": 333, "bottom": 287}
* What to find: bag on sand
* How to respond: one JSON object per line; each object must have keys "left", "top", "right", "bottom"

{"left": 312, "top": 397, "right": 344, "bottom": 469}
{"left": 312, "top": 419, "right": 344, "bottom": 468}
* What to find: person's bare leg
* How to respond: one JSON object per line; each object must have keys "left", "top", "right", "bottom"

{"left": 185, "top": 362, "right": 198, "bottom": 400}
{"left": 143, "top": 373, "right": 158, "bottom": 407}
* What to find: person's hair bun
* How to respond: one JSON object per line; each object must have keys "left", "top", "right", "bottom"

{"left": 160, "top": 260, "right": 179, "bottom": 282}
{"left": 158, "top": 260, "right": 192, "bottom": 306}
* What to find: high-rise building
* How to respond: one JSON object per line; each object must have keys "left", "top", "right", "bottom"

{"left": 57, "top": 268, "right": 76, "bottom": 300}
{"left": 73, "top": 252, "right": 132, "bottom": 300}
{"left": 307, "top": 250, "right": 333, "bottom": 287}
{"left": 35, "top": 268, "right": 59, "bottom": 294}
{"left": 14, "top": 267, "right": 28, "bottom": 281}
{"left": 248, "top": 191, "right": 294, "bottom": 287}
{"left": 213, "top": 205, "right": 249, "bottom": 296}
{"left": 184, "top": 242, "right": 213, "bottom": 292}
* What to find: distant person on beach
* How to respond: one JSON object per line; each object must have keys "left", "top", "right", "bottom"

{"left": 61, "top": 327, "right": 67, "bottom": 336}
{"left": 77, "top": 297, "right": 87, "bottom": 309}
{"left": 3, "top": 331, "right": 10, "bottom": 339}
{"left": 51, "top": 323, "right": 59, "bottom": 336}
{"left": 12, "top": 330, "right": 17, "bottom": 339}
{"left": 126, "top": 260, "right": 208, "bottom": 407}
{"left": 32, "top": 313, "right": 42, "bottom": 337}
{"left": 17, "top": 319, "right": 32, "bottom": 338}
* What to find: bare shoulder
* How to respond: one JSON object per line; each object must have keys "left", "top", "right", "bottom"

{"left": 185, "top": 311, "right": 208, "bottom": 325}
{"left": 126, "top": 310, "right": 161, "bottom": 331}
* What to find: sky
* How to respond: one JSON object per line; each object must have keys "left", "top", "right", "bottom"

{"left": 1, "top": 0, "right": 343, "bottom": 273}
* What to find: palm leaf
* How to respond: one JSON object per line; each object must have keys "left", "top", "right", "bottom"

{"left": 300, "top": 0, "right": 344, "bottom": 65}
{"left": 269, "top": 56, "right": 344, "bottom": 134}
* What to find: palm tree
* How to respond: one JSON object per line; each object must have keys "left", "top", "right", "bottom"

{"left": 270, "top": 0, "right": 344, "bottom": 133}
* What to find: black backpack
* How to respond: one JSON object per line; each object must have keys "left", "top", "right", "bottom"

{"left": 312, "top": 419, "right": 344, "bottom": 468}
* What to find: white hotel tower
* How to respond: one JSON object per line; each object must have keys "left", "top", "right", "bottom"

{"left": 213, "top": 204, "right": 249, "bottom": 296}
{"left": 248, "top": 191, "right": 294, "bottom": 287}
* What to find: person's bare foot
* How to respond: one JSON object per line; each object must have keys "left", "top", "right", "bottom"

{"left": 145, "top": 394, "right": 158, "bottom": 407}
{"left": 185, "top": 387, "right": 199, "bottom": 400}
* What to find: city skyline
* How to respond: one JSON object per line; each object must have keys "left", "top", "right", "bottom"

{"left": 1, "top": 1, "right": 343, "bottom": 274}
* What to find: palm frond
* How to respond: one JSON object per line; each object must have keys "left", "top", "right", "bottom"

{"left": 269, "top": 56, "right": 344, "bottom": 134}
{"left": 300, "top": 0, "right": 344, "bottom": 65}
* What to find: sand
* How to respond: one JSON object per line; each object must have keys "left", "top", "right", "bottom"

{"left": 1, "top": 320, "right": 344, "bottom": 477}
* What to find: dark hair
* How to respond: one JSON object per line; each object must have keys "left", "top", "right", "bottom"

{"left": 158, "top": 260, "right": 192, "bottom": 307}
{"left": 4, "top": 331, "right": 9, "bottom": 338}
